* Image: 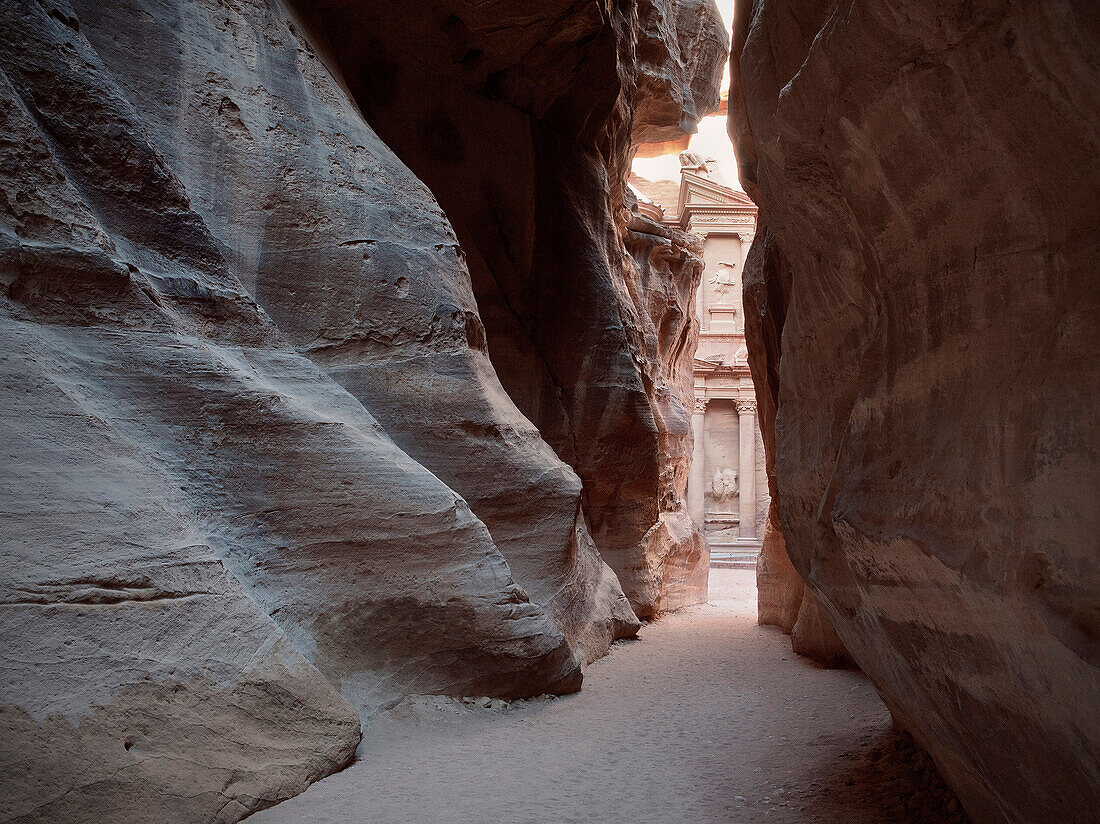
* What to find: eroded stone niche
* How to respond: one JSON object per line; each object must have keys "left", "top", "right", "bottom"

{"left": 699, "top": 400, "right": 767, "bottom": 543}
{"left": 729, "top": 0, "right": 1100, "bottom": 821}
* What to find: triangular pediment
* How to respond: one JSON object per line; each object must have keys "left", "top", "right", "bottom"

{"left": 693, "top": 355, "right": 737, "bottom": 372}
{"left": 685, "top": 187, "right": 729, "bottom": 205}
{"left": 678, "top": 171, "right": 757, "bottom": 213}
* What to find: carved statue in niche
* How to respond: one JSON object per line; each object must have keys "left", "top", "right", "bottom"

{"left": 707, "top": 262, "right": 740, "bottom": 328}
{"left": 709, "top": 467, "right": 739, "bottom": 513}
{"left": 708, "top": 261, "right": 738, "bottom": 286}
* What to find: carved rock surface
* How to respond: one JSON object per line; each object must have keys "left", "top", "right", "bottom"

{"left": 306, "top": 0, "right": 727, "bottom": 617}
{"left": 0, "top": 0, "right": 583, "bottom": 817}
{"left": 731, "top": 0, "right": 1100, "bottom": 821}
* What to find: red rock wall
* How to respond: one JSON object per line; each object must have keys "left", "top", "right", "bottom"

{"left": 742, "top": 222, "right": 851, "bottom": 664}
{"left": 730, "top": 0, "right": 1100, "bottom": 821}
{"left": 623, "top": 206, "right": 709, "bottom": 612}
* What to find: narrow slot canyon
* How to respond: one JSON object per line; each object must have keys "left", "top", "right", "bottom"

{"left": 0, "top": 1, "right": 1096, "bottom": 823}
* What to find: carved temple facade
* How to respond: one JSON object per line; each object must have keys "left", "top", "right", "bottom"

{"left": 631, "top": 156, "right": 767, "bottom": 564}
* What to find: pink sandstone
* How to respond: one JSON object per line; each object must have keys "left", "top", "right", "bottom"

{"left": 730, "top": 1, "right": 1100, "bottom": 821}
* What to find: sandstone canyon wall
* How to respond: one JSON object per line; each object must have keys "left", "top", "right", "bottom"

{"left": 729, "top": 1, "right": 1100, "bottom": 821}
{"left": 741, "top": 229, "right": 851, "bottom": 666}
{"left": 622, "top": 202, "right": 708, "bottom": 613}
{"left": 0, "top": 0, "right": 725, "bottom": 820}
{"left": 305, "top": 0, "right": 727, "bottom": 617}
{"left": 69, "top": 0, "right": 639, "bottom": 669}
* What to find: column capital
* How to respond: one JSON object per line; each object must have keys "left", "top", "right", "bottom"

{"left": 693, "top": 396, "right": 709, "bottom": 415}
{"left": 735, "top": 398, "right": 757, "bottom": 415}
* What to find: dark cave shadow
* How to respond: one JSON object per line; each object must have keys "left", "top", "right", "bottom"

{"left": 798, "top": 728, "right": 972, "bottom": 824}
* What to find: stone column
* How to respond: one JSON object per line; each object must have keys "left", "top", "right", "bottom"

{"left": 735, "top": 398, "right": 758, "bottom": 542}
{"left": 688, "top": 396, "right": 708, "bottom": 532}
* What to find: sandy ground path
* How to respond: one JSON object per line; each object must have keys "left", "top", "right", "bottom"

{"left": 252, "top": 569, "right": 965, "bottom": 824}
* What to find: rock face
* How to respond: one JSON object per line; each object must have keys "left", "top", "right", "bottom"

{"left": 730, "top": 1, "right": 1100, "bottom": 822}
{"left": 305, "top": 0, "right": 728, "bottom": 617}
{"left": 622, "top": 205, "right": 709, "bottom": 612}
{"left": 743, "top": 231, "right": 851, "bottom": 666}
{"left": 0, "top": 0, "right": 725, "bottom": 819}
{"left": 1, "top": 0, "right": 592, "bottom": 817}
{"left": 635, "top": 0, "right": 733, "bottom": 145}
{"left": 69, "top": 0, "right": 638, "bottom": 667}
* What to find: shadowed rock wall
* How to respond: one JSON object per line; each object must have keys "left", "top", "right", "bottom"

{"left": 306, "top": 0, "right": 728, "bottom": 617}
{"left": 0, "top": 0, "right": 726, "bottom": 819}
{"left": 71, "top": 0, "right": 639, "bottom": 668}
{"left": 729, "top": 0, "right": 1100, "bottom": 821}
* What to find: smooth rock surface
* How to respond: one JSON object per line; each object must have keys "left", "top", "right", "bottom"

{"left": 71, "top": 0, "right": 638, "bottom": 666}
{"left": 730, "top": 0, "right": 1100, "bottom": 821}
{"left": 742, "top": 196, "right": 850, "bottom": 666}
{"left": 306, "top": 0, "right": 728, "bottom": 617}
{"left": 0, "top": 0, "right": 587, "bottom": 817}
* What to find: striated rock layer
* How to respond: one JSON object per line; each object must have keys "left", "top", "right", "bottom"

{"left": 730, "top": 0, "right": 1100, "bottom": 821}
{"left": 306, "top": 0, "right": 728, "bottom": 617}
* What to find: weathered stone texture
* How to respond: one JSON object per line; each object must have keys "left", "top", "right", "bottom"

{"left": 634, "top": 0, "right": 731, "bottom": 144}
{"left": 1, "top": 0, "right": 727, "bottom": 819}
{"left": 623, "top": 207, "right": 709, "bottom": 611}
{"left": 306, "top": 0, "right": 727, "bottom": 617}
{"left": 1, "top": 0, "right": 585, "bottom": 816}
{"left": 731, "top": 0, "right": 1100, "bottom": 821}
{"left": 71, "top": 0, "right": 639, "bottom": 667}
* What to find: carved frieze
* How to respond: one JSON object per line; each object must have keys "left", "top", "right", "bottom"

{"left": 689, "top": 213, "right": 756, "bottom": 224}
